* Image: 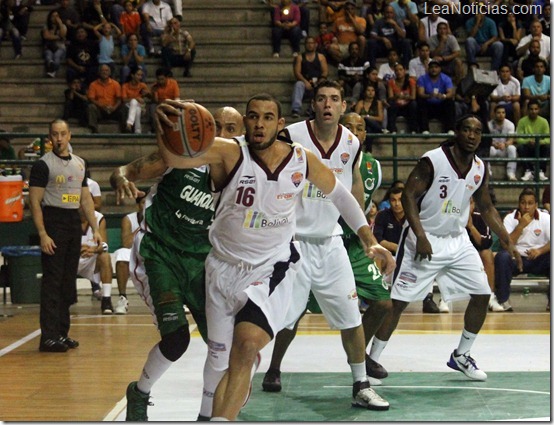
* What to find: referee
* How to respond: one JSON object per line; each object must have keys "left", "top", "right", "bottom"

{"left": 29, "top": 119, "right": 102, "bottom": 352}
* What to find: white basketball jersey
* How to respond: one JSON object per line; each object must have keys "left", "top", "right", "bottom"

{"left": 418, "top": 144, "right": 486, "bottom": 236}
{"left": 209, "top": 136, "right": 309, "bottom": 265}
{"left": 126, "top": 211, "right": 140, "bottom": 234}
{"left": 82, "top": 211, "right": 104, "bottom": 246}
{"left": 284, "top": 121, "right": 361, "bottom": 238}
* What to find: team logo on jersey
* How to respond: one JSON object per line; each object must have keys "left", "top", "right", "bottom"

{"left": 438, "top": 175, "right": 450, "bottom": 183}
{"left": 243, "top": 210, "right": 290, "bottom": 229}
{"left": 364, "top": 177, "right": 375, "bottom": 191}
{"left": 347, "top": 289, "right": 358, "bottom": 300}
{"left": 534, "top": 229, "right": 542, "bottom": 236}
{"left": 303, "top": 182, "right": 329, "bottom": 201}
{"left": 329, "top": 167, "right": 343, "bottom": 175}
{"left": 294, "top": 146, "right": 304, "bottom": 163}
{"left": 474, "top": 174, "right": 481, "bottom": 184}
{"left": 162, "top": 312, "right": 178, "bottom": 322}
{"left": 291, "top": 172, "right": 304, "bottom": 187}
{"left": 277, "top": 192, "right": 295, "bottom": 200}
{"left": 347, "top": 134, "right": 353, "bottom": 145}
{"left": 239, "top": 175, "right": 256, "bottom": 185}
{"left": 250, "top": 281, "right": 263, "bottom": 286}
{"left": 399, "top": 271, "right": 417, "bottom": 283}
{"left": 340, "top": 152, "right": 350, "bottom": 165}
{"left": 475, "top": 158, "right": 481, "bottom": 167}
{"left": 442, "top": 200, "right": 461, "bottom": 215}
{"left": 365, "top": 161, "right": 373, "bottom": 173}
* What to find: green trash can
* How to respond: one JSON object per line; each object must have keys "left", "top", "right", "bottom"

{"left": 1, "top": 246, "right": 42, "bottom": 304}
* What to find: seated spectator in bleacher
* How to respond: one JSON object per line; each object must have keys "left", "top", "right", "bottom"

{"left": 120, "top": 33, "right": 147, "bottom": 83}
{"left": 161, "top": 17, "right": 196, "bottom": 77}
{"left": 122, "top": 66, "right": 150, "bottom": 134}
{"left": 494, "top": 188, "right": 550, "bottom": 311}
{"left": 428, "top": 21, "right": 463, "bottom": 85}
{"left": 0, "top": 131, "right": 16, "bottom": 160}
{"left": 465, "top": 11, "right": 504, "bottom": 71}
{"left": 377, "top": 179, "right": 404, "bottom": 211}
{"left": 521, "top": 58, "right": 550, "bottom": 118}
{"left": 454, "top": 63, "right": 490, "bottom": 136}
{"left": 330, "top": 0, "right": 366, "bottom": 61}
{"left": 87, "top": 64, "right": 123, "bottom": 133}
{"left": 42, "top": 10, "right": 67, "bottom": 78}
{"left": 0, "top": 0, "right": 23, "bottom": 59}
{"left": 117, "top": 0, "right": 140, "bottom": 44}
{"left": 337, "top": 41, "right": 370, "bottom": 107}
{"left": 498, "top": 12, "right": 524, "bottom": 66}
{"left": 378, "top": 48, "right": 399, "bottom": 82}
{"left": 66, "top": 25, "right": 99, "bottom": 87}
{"left": 351, "top": 65, "right": 387, "bottom": 106}
{"left": 271, "top": 0, "right": 302, "bottom": 58}
{"left": 82, "top": 0, "right": 109, "bottom": 38}
{"left": 515, "top": 39, "right": 547, "bottom": 81}
{"left": 489, "top": 64, "right": 521, "bottom": 123}
{"left": 416, "top": 59, "right": 455, "bottom": 134}
{"left": 354, "top": 85, "right": 384, "bottom": 140}
{"left": 291, "top": 36, "right": 328, "bottom": 118}
{"left": 389, "top": 0, "right": 418, "bottom": 43}
{"left": 538, "top": 3, "right": 550, "bottom": 37}
{"left": 318, "top": 0, "right": 346, "bottom": 24}
{"left": 293, "top": 0, "right": 310, "bottom": 38}
{"left": 315, "top": 21, "right": 339, "bottom": 64}
{"left": 488, "top": 104, "right": 517, "bottom": 181}
{"left": 141, "top": 0, "right": 173, "bottom": 56}
{"left": 63, "top": 78, "right": 88, "bottom": 127}
{"left": 363, "top": 0, "right": 387, "bottom": 32}
{"left": 55, "top": 0, "right": 81, "bottom": 42}
{"left": 367, "top": 5, "right": 412, "bottom": 68}
{"left": 408, "top": 41, "right": 430, "bottom": 82}
{"left": 515, "top": 19, "right": 550, "bottom": 62}
{"left": 112, "top": 194, "right": 146, "bottom": 314}
{"left": 93, "top": 22, "right": 122, "bottom": 76}
{"left": 418, "top": 11, "right": 447, "bottom": 42}
{"left": 516, "top": 99, "right": 550, "bottom": 182}
{"left": 149, "top": 67, "right": 179, "bottom": 132}
{"left": 387, "top": 62, "right": 417, "bottom": 133}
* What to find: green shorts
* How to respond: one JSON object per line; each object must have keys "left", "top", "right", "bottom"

{"left": 139, "top": 233, "right": 208, "bottom": 341}
{"left": 344, "top": 235, "right": 391, "bottom": 302}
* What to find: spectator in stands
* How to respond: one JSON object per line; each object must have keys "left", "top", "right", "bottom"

{"left": 120, "top": 33, "right": 147, "bottom": 83}
{"left": 465, "top": 11, "right": 504, "bottom": 71}
{"left": 378, "top": 49, "right": 399, "bottom": 82}
{"left": 82, "top": 0, "right": 109, "bottom": 38}
{"left": 271, "top": 0, "right": 302, "bottom": 58}
{"left": 318, "top": 0, "right": 346, "bottom": 24}
{"left": 352, "top": 65, "right": 387, "bottom": 106}
{"left": 364, "top": 0, "right": 387, "bottom": 32}
{"left": 0, "top": 131, "right": 16, "bottom": 160}
{"left": 377, "top": 179, "right": 404, "bottom": 211}
{"left": 516, "top": 99, "right": 550, "bottom": 182}
{"left": 542, "top": 184, "right": 550, "bottom": 213}
{"left": 315, "top": 21, "right": 339, "bottom": 64}
{"left": 515, "top": 19, "right": 550, "bottom": 62}
{"left": 118, "top": 0, "right": 141, "bottom": 44}
{"left": 337, "top": 41, "right": 370, "bottom": 107}
{"left": 291, "top": 36, "right": 328, "bottom": 118}
{"left": 55, "top": 0, "right": 80, "bottom": 42}
{"left": 141, "top": 0, "right": 173, "bottom": 56}
{"left": 494, "top": 188, "right": 550, "bottom": 311}
{"left": 87, "top": 64, "right": 123, "bottom": 133}
{"left": 515, "top": 39, "right": 547, "bottom": 81}
{"left": 498, "top": 12, "right": 524, "bottom": 66}
{"left": 538, "top": 3, "right": 550, "bottom": 37}
{"left": 11, "top": 0, "right": 34, "bottom": 41}
{"left": 416, "top": 59, "right": 455, "bottom": 134}
{"left": 66, "top": 25, "right": 99, "bottom": 87}
{"left": 387, "top": 62, "right": 417, "bottom": 133}
{"left": 389, "top": 0, "right": 418, "bottom": 43}
{"left": 489, "top": 64, "right": 521, "bottom": 123}
{"left": 354, "top": 84, "right": 384, "bottom": 146}
{"left": 367, "top": 5, "right": 412, "bottom": 68}
{"left": 93, "top": 22, "right": 122, "bottom": 76}
{"left": 63, "top": 78, "right": 88, "bottom": 127}
{"left": 112, "top": 194, "right": 147, "bottom": 314}
{"left": 428, "top": 21, "right": 463, "bottom": 85}
{"left": 521, "top": 58, "right": 550, "bottom": 118}
{"left": 488, "top": 104, "right": 517, "bottom": 181}
{"left": 373, "top": 187, "right": 405, "bottom": 266}
{"left": 161, "top": 17, "right": 196, "bottom": 77}
{"left": 454, "top": 63, "right": 490, "bottom": 136}
{"left": 418, "top": 11, "right": 447, "bottom": 42}
{"left": 293, "top": 0, "right": 310, "bottom": 38}
{"left": 42, "top": 9, "right": 67, "bottom": 78}
{"left": 0, "top": 0, "right": 23, "bottom": 59}
{"left": 330, "top": 0, "right": 366, "bottom": 61}
{"left": 408, "top": 41, "right": 430, "bottom": 82}
{"left": 149, "top": 67, "right": 179, "bottom": 132}
{"left": 122, "top": 66, "right": 149, "bottom": 134}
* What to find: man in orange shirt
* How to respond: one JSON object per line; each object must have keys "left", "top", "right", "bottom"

{"left": 87, "top": 64, "right": 123, "bottom": 133}
{"left": 148, "top": 67, "right": 180, "bottom": 132}
{"left": 331, "top": 0, "right": 366, "bottom": 60}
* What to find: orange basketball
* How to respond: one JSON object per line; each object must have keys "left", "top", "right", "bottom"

{"left": 160, "top": 102, "right": 215, "bottom": 157}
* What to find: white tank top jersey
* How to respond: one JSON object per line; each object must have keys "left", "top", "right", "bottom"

{"left": 284, "top": 121, "right": 362, "bottom": 238}
{"left": 126, "top": 211, "right": 140, "bottom": 234}
{"left": 418, "top": 143, "right": 486, "bottom": 236}
{"left": 82, "top": 211, "right": 104, "bottom": 246}
{"left": 209, "top": 136, "right": 309, "bottom": 265}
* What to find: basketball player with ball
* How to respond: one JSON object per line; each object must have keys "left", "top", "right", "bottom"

{"left": 155, "top": 94, "right": 395, "bottom": 421}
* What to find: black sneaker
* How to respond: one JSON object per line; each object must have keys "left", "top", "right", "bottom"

{"left": 39, "top": 337, "right": 68, "bottom": 352}
{"left": 262, "top": 368, "right": 282, "bottom": 392}
{"left": 365, "top": 354, "right": 388, "bottom": 379}
{"left": 62, "top": 337, "right": 79, "bottom": 349}
{"left": 422, "top": 294, "right": 440, "bottom": 313}
{"left": 101, "top": 297, "right": 114, "bottom": 315}
{"left": 126, "top": 381, "right": 152, "bottom": 421}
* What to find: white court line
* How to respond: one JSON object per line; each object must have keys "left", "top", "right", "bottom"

{"left": 0, "top": 329, "right": 40, "bottom": 357}
{"left": 324, "top": 385, "right": 550, "bottom": 395}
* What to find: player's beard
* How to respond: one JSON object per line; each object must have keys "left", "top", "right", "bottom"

{"left": 247, "top": 129, "right": 278, "bottom": 151}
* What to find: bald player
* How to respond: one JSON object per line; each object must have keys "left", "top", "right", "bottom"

{"left": 213, "top": 106, "right": 244, "bottom": 138}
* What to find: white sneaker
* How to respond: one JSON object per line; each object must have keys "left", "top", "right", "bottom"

{"left": 488, "top": 294, "right": 505, "bottom": 312}
{"left": 272, "top": 52, "right": 279, "bottom": 58}
{"left": 352, "top": 380, "right": 389, "bottom": 410}
{"left": 521, "top": 170, "right": 534, "bottom": 181}
{"left": 539, "top": 171, "right": 548, "bottom": 181}
{"left": 501, "top": 300, "right": 513, "bottom": 312}
{"left": 115, "top": 295, "right": 129, "bottom": 315}
{"left": 507, "top": 172, "right": 517, "bottom": 181}
{"left": 447, "top": 351, "right": 487, "bottom": 381}
{"left": 438, "top": 298, "right": 450, "bottom": 313}
{"left": 422, "top": 130, "right": 430, "bottom": 135}
{"left": 447, "top": 130, "right": 455, "bottom": 135}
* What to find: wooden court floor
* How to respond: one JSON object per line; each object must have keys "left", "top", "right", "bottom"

{"left": 0, "top": 288, "right": 550, "bottom": 421}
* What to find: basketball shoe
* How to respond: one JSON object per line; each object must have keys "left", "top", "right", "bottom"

{"left": 447, "top": 350, "right": 487, "bottom": 381}
{"left": 352, "top": 380, "right": 389, "bottom": 410}
{"left": 126, "top": 381, "right": 152, "bottom": 421}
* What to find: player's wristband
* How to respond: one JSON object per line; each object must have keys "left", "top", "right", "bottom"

{"left": 101, "top": 242, "right": 109, "bottom": 252}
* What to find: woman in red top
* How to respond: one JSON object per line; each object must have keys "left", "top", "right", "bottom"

{"left": 386, "top": 62, "right": 417, "bottom": 133}
{"left": 118, "top": 0, "right": 141, "bottom": 43}
{"left": 271, "top": 0, "right": 302, "bottom": 58}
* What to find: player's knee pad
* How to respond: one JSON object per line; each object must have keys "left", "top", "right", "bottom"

{"left": 159, "top": 326, "right": 190, "bottom": 362}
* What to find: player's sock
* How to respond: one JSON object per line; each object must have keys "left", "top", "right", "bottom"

{"left": 349, "top": 361, "right": 367, "bottom": 383}
{"left": 102, "top": 283, "right": 112, "bottom": 298}
{"left": 137, "top": 344, "right": 173, "bottom": 394}
{"left": 456, "top": 329, "right": 477, "bottom": 356}
{"left": 369, "top": 337, "right": 388, "bottom": 362}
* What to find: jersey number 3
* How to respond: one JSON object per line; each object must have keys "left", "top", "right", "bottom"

{"left": 439, "top": 184, "right": 448, "bottom": 199}
{"left": 236, "top": 186, "right": 255, "bottom": 207}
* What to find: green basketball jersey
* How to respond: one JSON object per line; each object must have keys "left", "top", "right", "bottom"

{"left": 144, "top": 166, "right": 213, "bottom": 254}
